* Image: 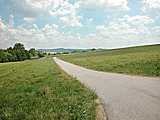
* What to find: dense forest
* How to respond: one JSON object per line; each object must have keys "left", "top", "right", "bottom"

{"left": 0, "top": 43, "right": 37, "bottom": 63}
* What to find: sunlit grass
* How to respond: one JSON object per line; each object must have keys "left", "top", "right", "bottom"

{"left": 58, "top": 44, "right": 160, "bottom": 77}
{"left": 0, "top": 57, "right": 98, "bottom": 119}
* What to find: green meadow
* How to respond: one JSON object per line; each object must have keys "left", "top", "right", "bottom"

{"left": 59, "top": 44, "right": 160, "bottom": 77}
{"left": 0, "top": 57, "right": 98, "bottom": 119}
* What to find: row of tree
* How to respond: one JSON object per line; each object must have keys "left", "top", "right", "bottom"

{"left": 0, "top": 43, "right": 37, "bottom": 63}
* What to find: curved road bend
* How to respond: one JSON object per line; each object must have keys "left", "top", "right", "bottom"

{"left": 53, "top": 57, "right": 160, "bottom": 120}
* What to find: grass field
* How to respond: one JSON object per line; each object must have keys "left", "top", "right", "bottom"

{"left": 58, "top": 44, "right": 160, "bottom": 77}
{"left": 0, "top": 57, "right": 98, "bottom": 119}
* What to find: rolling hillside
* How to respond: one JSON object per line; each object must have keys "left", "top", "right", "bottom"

{"left": 58, "top": 44, "right": 160, "bottom": 77}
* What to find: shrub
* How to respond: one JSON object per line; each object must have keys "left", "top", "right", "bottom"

{"left": 91, "top": 48, "right": 96, "bottom": 51}
{"left": 63, "top": 52, "right": 69, "bottom": 54}
{"left": 29, "top": 48, "right": 36, "bottom": 56}
{"left": 37, "top": 53, "right": 45, "bottom": 58}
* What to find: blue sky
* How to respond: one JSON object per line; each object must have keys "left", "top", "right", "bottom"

{"left": 0, "top": 0, "right": 160, "bottom": 49}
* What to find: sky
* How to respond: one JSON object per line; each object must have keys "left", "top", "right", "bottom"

{"left": 0, "top": 0, "right": 160, "bottom": 49}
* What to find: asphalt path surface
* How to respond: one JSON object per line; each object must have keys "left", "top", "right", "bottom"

{"left": 53, "top": 57, "right": 160, "bottom": 120}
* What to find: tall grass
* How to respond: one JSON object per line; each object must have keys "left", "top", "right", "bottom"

{"left": 0, "top": 57, "right": 98, "bottom": 119}
{"left": 59, "top": 44, "right": 160, "bottom": 77}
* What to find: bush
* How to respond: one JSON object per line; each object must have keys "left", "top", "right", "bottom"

{"left": 14, "top": 49, "right": 27, "bottom": 61}
{"left": 0, "top": 49, "right": 7, "bottom": 63}
{"left": 63, "top": 52, "right": 69, "bottom": 54}
{"left": 29, "top": 48, "right": 36, "bottom": 56}
{"left": 72, "top": 50, "right": 77, "bottom": 53}
{"left": 37, "top": 53, "right": 45, "bottom": 58}
{"left": 6, "top": 52, "right": 14, "bottom": 62}
{"left": 91, "top": 48, "right": 96, "bottom": 51}
{"left": 25, "top": 50, "right": 31, "bottom": 60}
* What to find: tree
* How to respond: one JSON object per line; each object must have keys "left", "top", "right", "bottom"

{"left": 5, "top": 52, "right": 14, "bottom": 62}
{"left": 13, "top": 43, "right": 25, "bottom": 50}
{"left": 29, "top": 48, "right": 36, "bottom": 56}
{"left": 82, "top": 50, "right": 87, "bottom": 52}
{"left": 6, "top": 47, "right": 18, "bottom": 61}
{"left": 13, "top": 43, "right": 28, "bottom": 61}
{"left": 25, "top": 50, "right": 31, "bottom": 60}
{"left": 37, "top": 52, "right": 45, "bottom": 58}
{"left": 91, "top": 48, "right": 96, "bottom": 51}
{"left": 63, "top": 52, "right": 69, "bottom": 54}
{"left": 1, "top": 43, "right": 35, "bottom": 63}
{"left": 72, "top": 50, "right": 77, "bottom": 53}
{"left": 0, "top": 49, "right": 6, "bottom": 63}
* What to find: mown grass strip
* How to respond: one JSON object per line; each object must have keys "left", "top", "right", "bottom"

{"left": 58, "top": 44, "right": 160, "bottom": 77}
{"left": 0, "top": 57, "right": 98, "bottom": 119}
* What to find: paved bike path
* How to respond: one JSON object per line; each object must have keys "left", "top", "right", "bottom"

{"left": 54, "top": 57, "right": 160, "bottom": 120}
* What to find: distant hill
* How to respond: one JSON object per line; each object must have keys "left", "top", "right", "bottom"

{"left": 36, "top": 48, "right": 106, "bottom": 53}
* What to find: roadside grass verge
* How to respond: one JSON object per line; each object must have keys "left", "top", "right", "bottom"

{"left": 58, "top": 44, "right": 160, "bottom": 77}
{"left": 0, "top": 57, "right": 98, "bottom": 119}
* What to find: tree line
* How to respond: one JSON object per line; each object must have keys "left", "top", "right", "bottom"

{"left": 0, "top": 43, "right": 37, "bottom": 63}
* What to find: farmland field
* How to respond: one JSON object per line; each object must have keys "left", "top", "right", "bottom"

{"left": 58, "top": 44, "right": 160, "bottom": 77}
{"left": 0, "top": 57, "right": 98, "bottom": 119}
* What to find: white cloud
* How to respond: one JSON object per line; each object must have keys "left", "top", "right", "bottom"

{"left": 40, "top": 24, "right": 60, "bottom": 39}
{"left": 49, "top": 0, "right": 79, "bottom": 17}
{"left": 32, "top": 33, "right": 46, "bottom": 43}
{"left": 0, "top": 15, "right": 49, "bottom": 48}
{"left": 60, "top": 11, "right": 83, "bottom": 28}
{"left": 137, "top": 24, "right": 150, "bottom": 35}
{"left": 87, "top": 18, "right": 93, "bottom": 23}
{"left": 9, "top": 2, "right": 40, "bottom": 18}
{"left": 141, "top": 6, "right": 147, "bottom": 12}
{"left": 63, "top": 19, "right": 83, "bottom": 28}
{"left": 0, "top": 15, "right": 15, "bottom": 45}
{"left": 9, "top": 0, "right": 80, "bottom": 23}
{"left": 118, "top": 15, "right": 155, "bottom": 24}
{"left": 107, "top": 21, "right": 120, "bottom": 30}
{"left": 42, "top": 24, "right": 52, "bottom": 31}
{"left": 0, "top": 19, "right": 9, "bottom": 46}
{"left": 60, "top": 17, "right": 69, "bottom": 23}
{"left": 23, "top": 17, "right": 35, "bottom": 22}
{"left": 77, "top": 33, "right": 81, "bottom": 39}
{"left": 9, "top": 15, "right": 14, "bottom": 28}
{"left": 97, "top": 18, "right": 152, "bottom": 36}
{"left": 96, "top": 21, "right": 135, "bottom": 36}
{"left": 152, "top": 26, "right": 160, "bottom": 30}
{"left": 24, "top": 0, "right": 60, "bottom": 10}
{"left": 33, "top": 24, "right": 38, "bottom": 29}
{"left": 96, "top": 25, "right": 107, "bottom": 31}
{"left": 95, "top": 15, "right": 159, "bottom": 47}
{"left": 107, "top": 15, "right": 111, "bottom": 19}
{"left": 52, "top": 24, "right": 59, "bottom": 29}
{"left": 0, "top": 15, "right": 99, "bottom": 48}
{"left": 0, "top": 15, "right": 15, "bottom": 34}
{"left": 142, "top": 0, "right": 160, "bottom": 11}
{"left": 156, "top": 13, "right": 160, "bottom": 19}
{"left": 79, "top": 0, "right": 130, "bottom": 12}
{"left": 40, "top": 24, "right": 59, "bottom": 40}
{"left": 152, "top": 26, "right": 160, "bottom": 35}
{"left": 0, "top": 17, "right": 7, "bottom": 32}
{"left": 9, "top": 0, "right": 83, "bottom": 29}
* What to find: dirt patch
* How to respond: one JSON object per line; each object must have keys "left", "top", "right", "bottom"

{"left": 95, "top": 99, "right": 107, "bottom": 120}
